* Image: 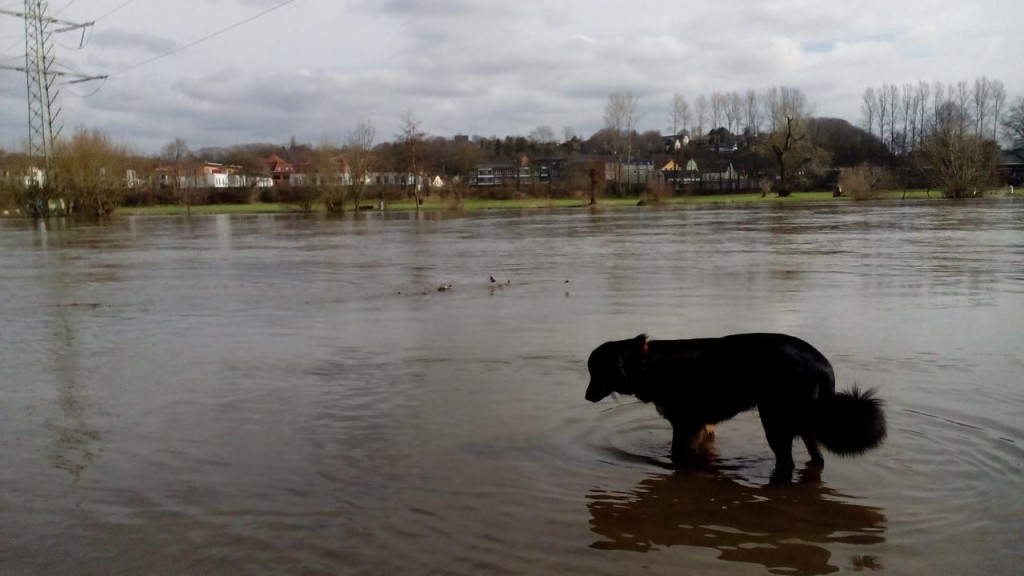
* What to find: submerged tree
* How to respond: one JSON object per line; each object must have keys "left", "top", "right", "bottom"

{"left": 767, "top": 116, "right": 817, "bottom": 196}
{"left": 398, "top": 111, "right": 426, "bottom": 210}
{"left": 347, "top": 119, "right": 376, "bottom": 209}
{"left": 760, "top": 87, "right": 823, "bottom": 196}
{"left": 312, "top": 141, "right": 344, "bottom": 213}
{"left": 918, "top": 102, "right": 997, "bottom": 198}
{"left": 51, "top": 128, "right": 133, "bottom": 216}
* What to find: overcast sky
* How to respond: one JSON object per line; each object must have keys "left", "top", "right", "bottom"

{"left": 1, "top": 0, "right": 1021, "bottom": 154}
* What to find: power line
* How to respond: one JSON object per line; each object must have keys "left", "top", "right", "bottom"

{"left": 112, "top": 0, "right": 299, "bottom": 77}
{"left": 94, "top": 0, "right": 142, "bottom": 22}
{"left": 51, "top": 0, "right": 78, "bottom": 17}
{"left": 0, "top": 37, "right": 23, "bottom": 56}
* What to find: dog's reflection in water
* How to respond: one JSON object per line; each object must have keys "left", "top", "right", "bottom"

{"left": 587, "top": 468, "right": 886, "bottom": 576}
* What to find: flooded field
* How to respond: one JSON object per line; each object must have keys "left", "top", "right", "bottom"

{"left": 1, "top": 201, "right": 1022, "bottom": 575}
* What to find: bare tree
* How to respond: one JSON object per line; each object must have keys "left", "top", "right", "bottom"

{"left": 604, "top": 91, "right": 640, "bottom": 192}
{"left": 952, "top": 80, "right": 973, "bottom": 136}
{"left": 347, "top": 119, "right": 375, "bottom": 209}
{"left": 988, "top": 79, "right": 1007, "bottom": 142}
{"left": 529, "top": 125, "right": 556, "bottom": 146}
{"left": 694, "top": 94, "right": 709, "bottom": 138}
{"left": 861, "top": 88, "right": 877, "bottom": 137}
{"left": 726, "top": 91, "right": 743, "bottom": 134}
{"left": 908, "top": 83, "right": 923, "bottom": 152}
{"left": 52, "top": 128, "right": 132, "bottom": 216}
{"left": 744, "top": 89, "right": 762, "bottom": 135}
{"left": 304, "top": 141, "right": 340, "bottom": 212}
{"left": 709, "top": 92, "right": 727, "bottom": 131}
{"left": 767, "top": 116, "right": 822, "bottom": 197}
{"left": 900, "top": 83, "right": 915, "bottom": 155}
{"left": 916, "top": 81, "right": 932, "bottom": 150}
{"left": 763, "top": 87, "right": 781, "bottom": 132}
{"left": 1002, "top": 96, "right": 1024, "bottom": 149}
{"left": 761, "top": 87, "right": 819, "bottom": 197}
{"left": 398, "top": 111, "right": 426, "bottom": 210}
{"left": 874, "top": 86, "right": 889, "bottom": 148}
{"left": 931, "top": 81, "right": 948, "bottom": 134}
{"left": 884, "top": 84, "right": 900, "bottom": 153}
{"left": 973, "top": 76, "right": 992, "bottom": 138}
{"left": 160, "top": 138, "right": 192, "bottom": 194}
{"left": 160, "top": 138, "right": 190, "bottom": 165}
{"left": 782, "top": 87, "right": 815, "bottom": 118}
{"left": 921, "top": 102, "right": 997, "bottom": 198}
{"left": 669, "top": 92, "right": 692, "bottom": 136}
{"left": 764, "top": 86, "right": 814, "bottom": 133}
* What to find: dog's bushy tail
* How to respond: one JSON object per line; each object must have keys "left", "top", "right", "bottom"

{"left": 814, "top": 386, "right": 887, "bottom": 455}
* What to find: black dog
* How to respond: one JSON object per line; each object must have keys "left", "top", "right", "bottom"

{"left": 586, "top": 333, "right": 886, "bottom": 474}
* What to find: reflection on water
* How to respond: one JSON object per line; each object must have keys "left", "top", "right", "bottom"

{"left": 48, "top": 308, "right": 101, "bottom": 481}
{"left": 588, "top": 470, "right": 885, "bottom": 575}
{"left": 1, "top": 202, "right": 1023, "bottom": 576}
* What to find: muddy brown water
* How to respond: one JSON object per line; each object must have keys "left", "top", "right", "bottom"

{"left": 1, "top": 202, "right": 1022, "bottom": 575}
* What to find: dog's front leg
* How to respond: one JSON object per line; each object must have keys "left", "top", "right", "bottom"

{"left": 670, "top": 423, "right": 711, "bottom": 465}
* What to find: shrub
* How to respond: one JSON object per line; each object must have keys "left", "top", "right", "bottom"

{"left": 839, "top": 164, "right": 893, "bottom": 201}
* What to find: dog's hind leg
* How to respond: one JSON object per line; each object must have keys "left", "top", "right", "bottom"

{"left": 759, "top": 412, "right": 796, "bottom": 473}
{"left": 802, "top": 434, "right": 824, "bottom": 467}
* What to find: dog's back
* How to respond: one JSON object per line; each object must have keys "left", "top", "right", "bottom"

{"left": 639, "top": 333, "right": 835, "bottom": 421}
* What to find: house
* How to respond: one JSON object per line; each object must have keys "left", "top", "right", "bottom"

{"left": 682, "top": 159, "right": 700, "bottom": 182}
{"left": 265, "top": 154, "right": 294, "bottom": 185}
{"left": 660, "top": 159, "right": 683, "bottom": 184}
{"left": 470, "top": 162, "right": 530, "bottom": 187}
{"left": 702, "top": 162, "right": 739, "bottom": 181}
{"left": 533, "top": 157, "right": 567, "bottom": 183}
{"left": 368, "top": 172, "right": 419, "bottom": 188}
{"left": 156, "top": 161, "right": 248, "bottom": 189}
{"left": 997, "top": 148, "right": 1023, "bottom": 186}
{"left": 663, "top": 133, "right": 690, "bottom": 152}
{"left": 621, "top": 160, "right": 656, "bottom": 184}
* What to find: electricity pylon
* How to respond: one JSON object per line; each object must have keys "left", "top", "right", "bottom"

{"left": 1, "top": 1, "right": 105, "bottom": 186}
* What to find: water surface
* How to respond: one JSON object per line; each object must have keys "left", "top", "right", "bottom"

{"left": 1, "top": 201, "right": 1022, "bottom": 575}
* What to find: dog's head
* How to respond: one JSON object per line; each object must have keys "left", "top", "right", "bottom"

{"left": 585, "top": 334, "right": 648, "bottom": 402}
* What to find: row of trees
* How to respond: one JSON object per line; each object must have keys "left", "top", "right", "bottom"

{"left": 855, "top": 76, "right": 1024, "bottom": 198}
{"left": 4, "top": 80, "right": 1024, "bottom": 215}
{"left": 860, "top": 77, "right": 1007, "bottom": 156}
{"left": 667, "top": 86, "right": 816, "bottom": 140}
{"left": 1, "top": 129, "right": 139, "bottom": 217}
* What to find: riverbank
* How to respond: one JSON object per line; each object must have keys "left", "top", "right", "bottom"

{"left": 2, "top": 189, "right": 1012, "bottom": 218}
{"left": 111, "top": 189, "right": 983, "bottom": 217}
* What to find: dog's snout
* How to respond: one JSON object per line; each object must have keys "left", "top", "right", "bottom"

{"left": 585, "top": 381, "right": 609, "bottom": 402}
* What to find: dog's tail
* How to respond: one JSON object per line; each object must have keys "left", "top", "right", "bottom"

{"left": 814, "top": 386, "right": 887, "bottom": 455}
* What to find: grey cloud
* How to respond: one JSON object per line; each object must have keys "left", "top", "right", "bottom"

{"left": 2, "top": 0, "right": 1021, "bottom": 154}
{"left": 90, "top": 30, "right": 178, "bottom": 55}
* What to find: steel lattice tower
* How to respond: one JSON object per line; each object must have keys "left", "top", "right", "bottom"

{"left": 22, "top": 0, "right": 59, "bottom": 174}
{"left": 0, "top": 2, "right": 101, "bottom": 180}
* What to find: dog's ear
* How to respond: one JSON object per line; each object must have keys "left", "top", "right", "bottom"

{"left": 627, "top": 334, "right": 648, "bottom": 357}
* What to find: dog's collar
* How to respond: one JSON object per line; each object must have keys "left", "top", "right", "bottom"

{"left": 642, "top": 339, "right": 649, "bottom": 356}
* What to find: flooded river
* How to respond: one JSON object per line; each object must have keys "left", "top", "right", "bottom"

{"left": 1, "top": 201, "right": 1022, "bottom": 575}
